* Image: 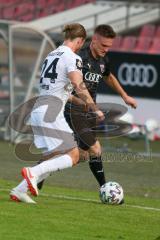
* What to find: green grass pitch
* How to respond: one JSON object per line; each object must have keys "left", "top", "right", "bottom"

{"left": 0, "top": 139, "right": 160, "bottom": 240}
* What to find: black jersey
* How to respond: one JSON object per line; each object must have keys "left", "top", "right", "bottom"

{"left": 65, "top": 43, "right": 111, "bottom": 112}
{"left": 77, "top": 44, "right": 110, "bottom": 101}
{"left": 76, "top": 43, "right": 110, "bottom": 102}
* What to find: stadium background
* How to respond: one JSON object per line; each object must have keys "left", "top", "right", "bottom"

{"left": 0, "top": 1, "right": 160, "bottom": 240}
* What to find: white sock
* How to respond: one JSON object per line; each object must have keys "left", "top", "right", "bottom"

{"left": 14, "top": 179, "right": 28, "bottom": 193}
{"left": 37, "top": 172, "right": 50, "bottom": 183}
{"left": 30, "top": 154, "right": 73, "bottom": 177}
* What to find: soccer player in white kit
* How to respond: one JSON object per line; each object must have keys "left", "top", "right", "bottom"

{"left": 10, "top": 23, "right": 104, "bottom": 203}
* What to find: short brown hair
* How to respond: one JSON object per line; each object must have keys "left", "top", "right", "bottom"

{"left": 94, "top": 24, "right": 116, "bottom": 38}
{"left": 63, "top": 23, "right": 86, "bottom": 40}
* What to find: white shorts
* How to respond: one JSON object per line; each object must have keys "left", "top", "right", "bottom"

{"left": 30, "top": 104, "right": 77, "bottom": 153}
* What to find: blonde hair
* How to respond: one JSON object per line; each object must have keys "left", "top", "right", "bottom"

{"left": 63, "top": 23, "right": 86, "bottom": 40}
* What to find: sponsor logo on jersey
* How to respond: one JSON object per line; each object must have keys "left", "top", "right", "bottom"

{"left": 85, "top": 72, "right": 102, "bottom": 83}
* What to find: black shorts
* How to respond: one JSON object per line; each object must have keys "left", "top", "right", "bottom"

{"left": 64, "top": 106, "right": 97, "bottom": 151}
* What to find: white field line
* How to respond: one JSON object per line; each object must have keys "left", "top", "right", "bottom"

{"left": 41, "top": 193, "right": 160, "bottom": 212}
{"left": 1, "top": 188, "right": 160, "bottom": 212}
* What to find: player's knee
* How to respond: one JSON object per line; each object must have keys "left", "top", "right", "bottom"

{"left": 68, "top": 147, "right": 79, "bottom": 165}
{"left": 89, "top": 141, "right": 102, "bottom": 156}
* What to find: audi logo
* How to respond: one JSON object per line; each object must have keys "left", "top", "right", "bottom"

{"left": 118, "top": 63, "right": 157, "bottom": 88}
{"left": 85, "top": 72, "right": 101, "bottom": 83}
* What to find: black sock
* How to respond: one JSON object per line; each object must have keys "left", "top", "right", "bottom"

{"left": 37, "top": 179, "right": 45, "bottom": 190}
{"left": 89, "top": 156, "right": 106, "bottom": 187}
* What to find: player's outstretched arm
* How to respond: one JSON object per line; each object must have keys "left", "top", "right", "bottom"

{"left": 105, "top": 73, "right": 137, "bottom": 109}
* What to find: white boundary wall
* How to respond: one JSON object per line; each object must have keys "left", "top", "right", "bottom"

{"left": 97, "top": 94, "right": 160, "bottom": 125}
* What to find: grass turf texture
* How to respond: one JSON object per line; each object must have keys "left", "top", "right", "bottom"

{"left": 0, "top": 139, "right": 160, "bottom": 239}
{"left": 0, "top": 139, "right": 160, "bottom": 198}
{"left": 0, "top": 179, "right": 160, "bottom": 240}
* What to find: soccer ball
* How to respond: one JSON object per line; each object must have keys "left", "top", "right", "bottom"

{"left": 99, "top": 181, "right": 124, "bottom": 204}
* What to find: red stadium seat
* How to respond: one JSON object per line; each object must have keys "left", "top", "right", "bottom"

{"left": 54, "top": 2, "right": 65, "bottom": 12}
{"left": 0, "top": 0, "right": 96, "bottom": 21}
{"left": 155, "top": 26, "right": 160, "bottom": 38}
{"left": 14, "top": 3, "right": 34, "bottom": 16}
{"left": 38, "top": 1, "right": 67, "bottom": 17}
{"left": 139, "top": 24, "right": 156, "bottom": 37}
{"left": 38, "top": 0, "right": 47, "bottom": 8}
{"left": 120, "top": 36, "right": 137, "bottom": 52}
{"left": 134, "top": 37, "right": 152, "bottom": 53}
{"left": 38, "top": 9, "right": 49, "bottom": 18}
{"left": 148, "top": 38, "right": 160, "bottom": 54}
{"left": 2, "top": 7, "right": 15, "bottom": 20}
{"left": 20, "top": 13, "right": 34, "bottom": 22}
{"left": 68, "top": 0, "right": 84, "bottom": 9}
{"left": 85, "top": 0, "right": 96, "bottom": 3}
{"left": 110, "top": 36, "right": 123, "bottom": 51}
{"left": 65, "top": 0, "right": 94, "bottom": 9}
{"left": 0, "top": 0, "right": 16, "bottom": 5}
{"left": 46, "top": 0, "right": 64, "bottom": 7}
{"left": 46, "top": 0, "right": 56, "bottom": 5}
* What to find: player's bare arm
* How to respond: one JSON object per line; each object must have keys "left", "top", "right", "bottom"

{"left": 68, "top": 95, "right": 85, "bottom": 105}
{"left": 105, "top": 73, "right": 137, "bottom": 109}
{"left": 68, "top": 71, "right": 105, "bottom": 121}
{"left": 68, "top": 95, "right": 91, "bottom": 112}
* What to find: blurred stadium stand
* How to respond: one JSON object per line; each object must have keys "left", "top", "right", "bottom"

{"left": 110, "top": 36, "right": 123, "bottom": 51}
{"left": 134, "top": 37, "right": 152, "bottom": 53}
{"left": 139, "top": 24, "right": 156, "bottom": 37}
{"left": 148, "top": 38, "right": 160, "bottom": 54}
{"left": 118, "top": 36, "right": 137, "bottom": 52}
{"left": 0, "top": 0, "right": 95, "bottom": 21}
{"left": 109, "top": 23, "right": 160, "bottom": 54}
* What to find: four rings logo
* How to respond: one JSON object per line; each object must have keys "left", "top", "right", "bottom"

{"left": 118, "top": 63, "right": 158, "bottom": 88}
{"left": 85, "top": 72, "right": 102, "bottom": 83}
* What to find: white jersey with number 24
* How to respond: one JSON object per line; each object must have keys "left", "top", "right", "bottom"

{"left": 39, "top": 45, "right": 83, "bottom": 103}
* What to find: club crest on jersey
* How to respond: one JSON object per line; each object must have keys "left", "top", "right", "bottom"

{"left": 100, "top": 64, "right": 105, "bottom": 73}
{"left": 76, "top": 59, "right": 83, "bottom": 70}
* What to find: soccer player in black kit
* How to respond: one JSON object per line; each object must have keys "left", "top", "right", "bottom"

{"left": 37, "top": 24, "right": 137, "bottom": 190}
{"left": 64, "top": 24, "right": 137, "bottom": 188}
